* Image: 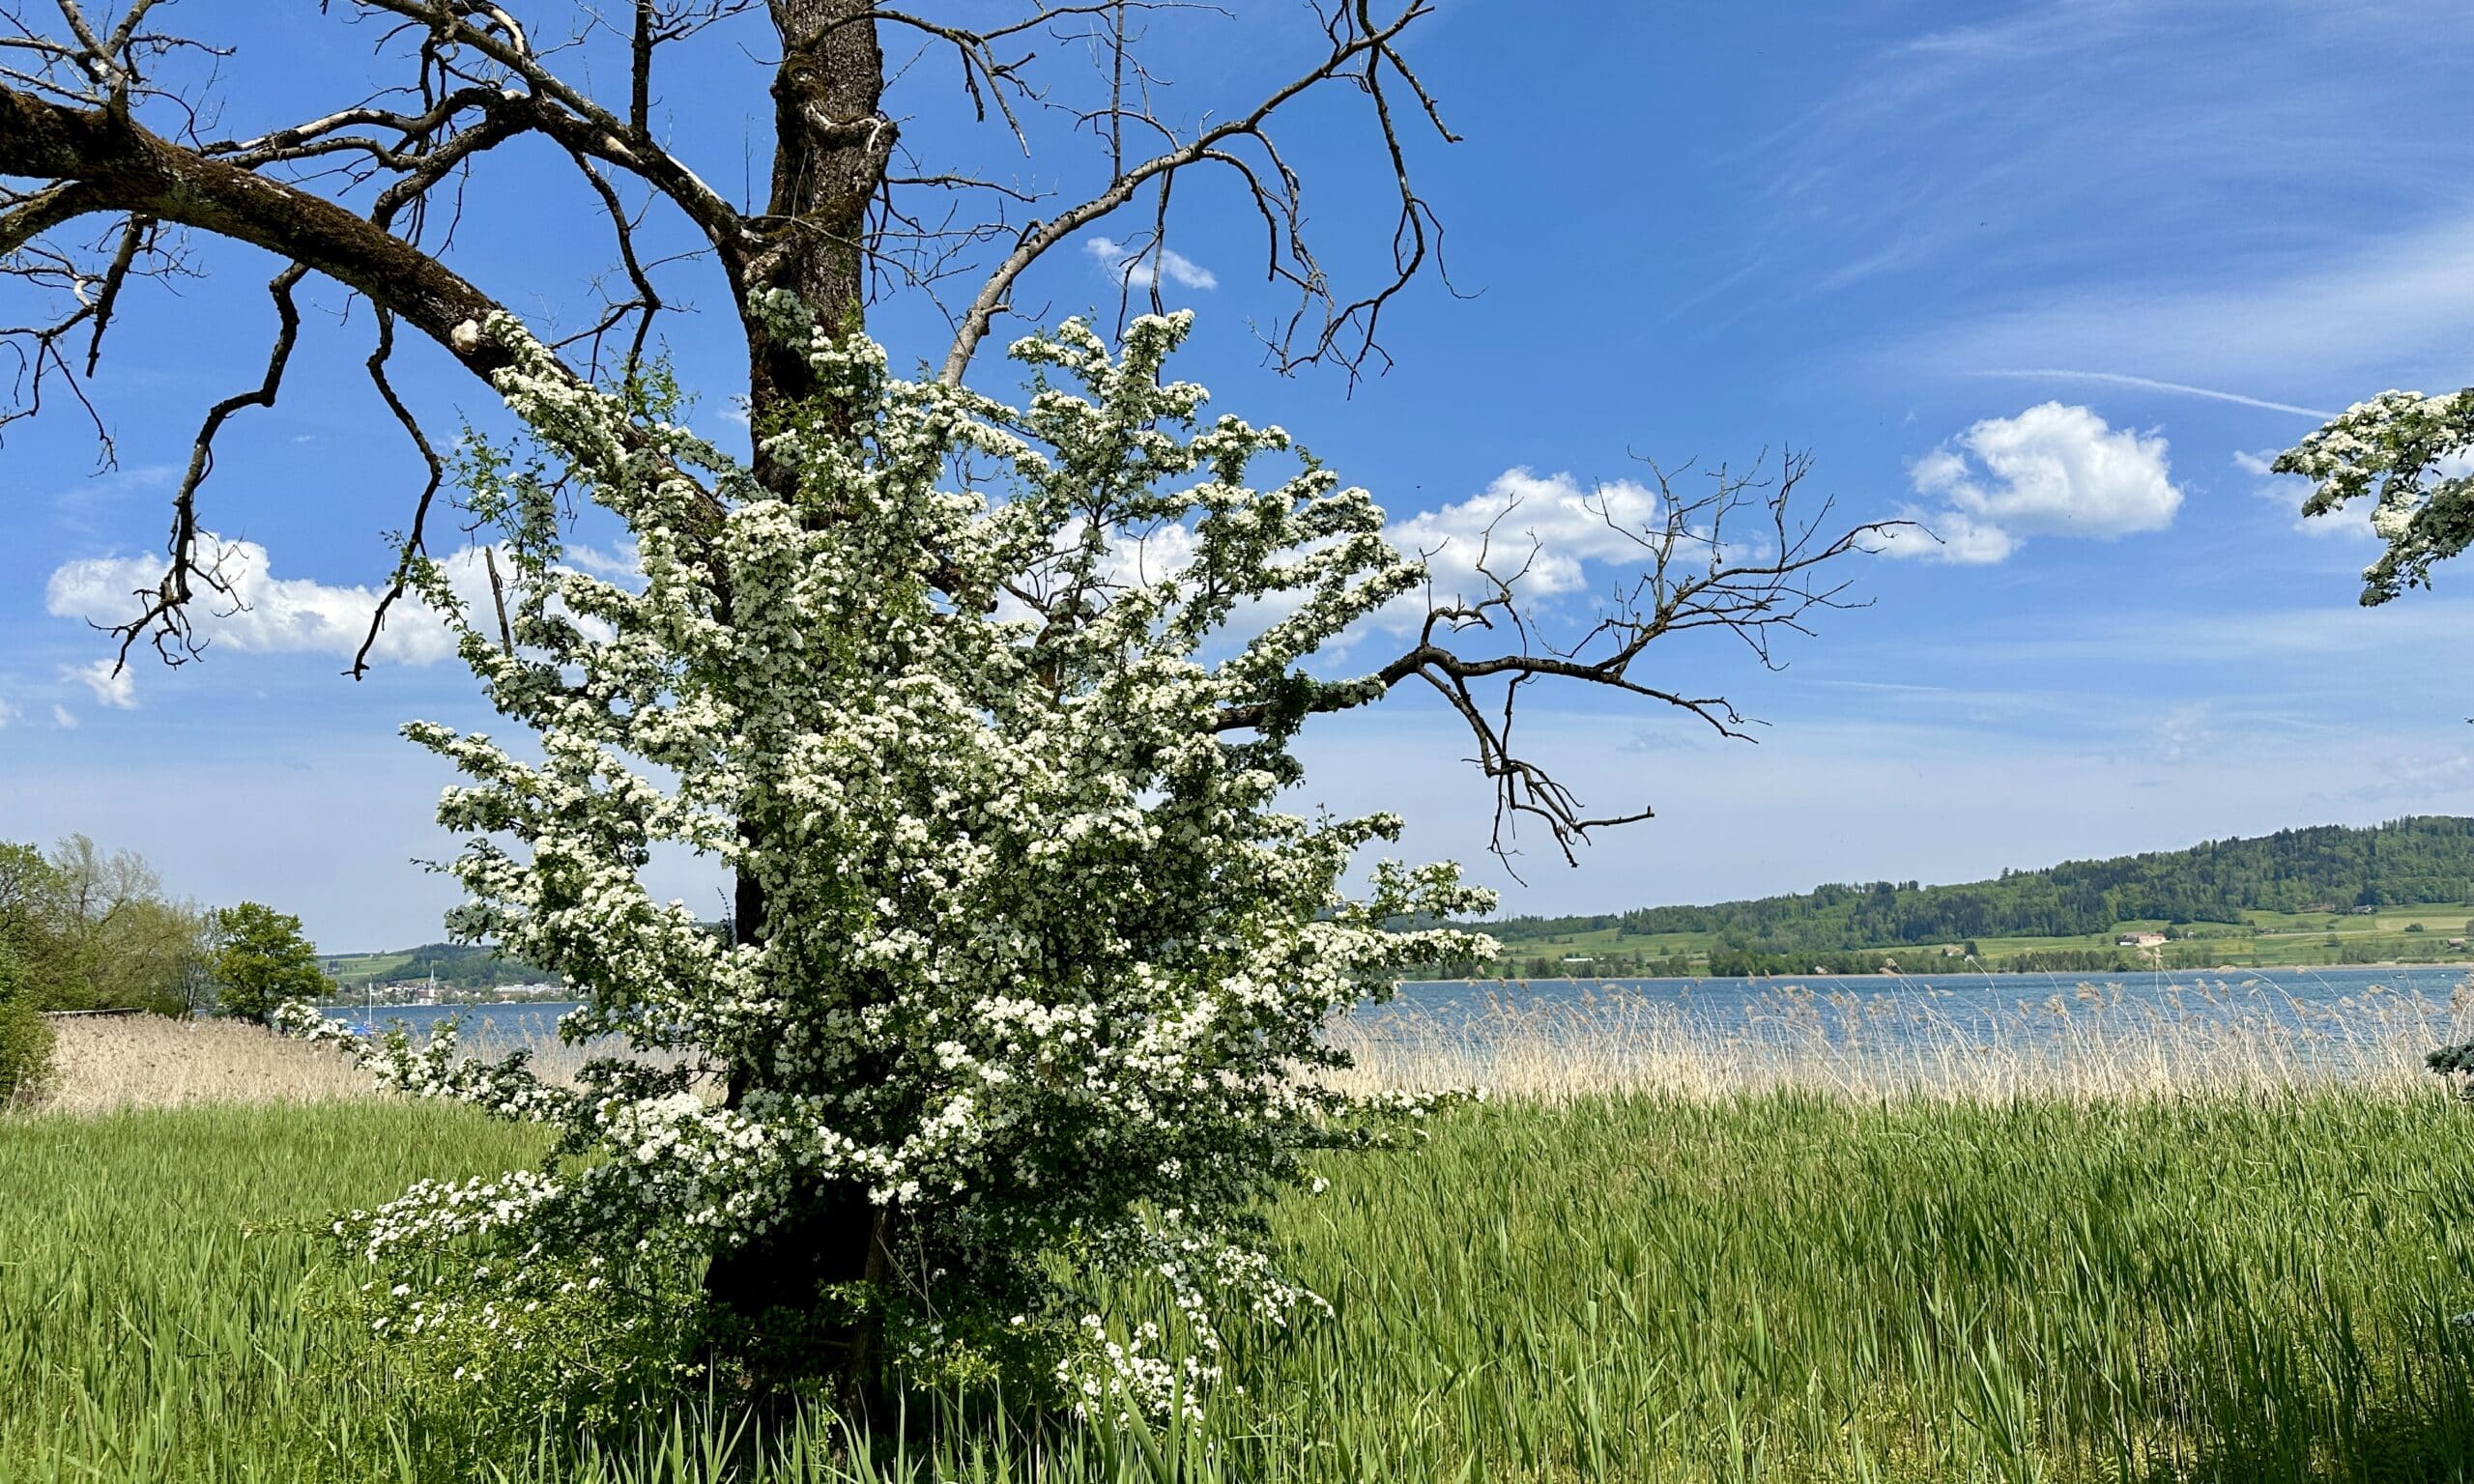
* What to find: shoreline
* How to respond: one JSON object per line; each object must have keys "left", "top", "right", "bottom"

{"left": 1411, "top": 959, "right": 2474, "bottom": 985}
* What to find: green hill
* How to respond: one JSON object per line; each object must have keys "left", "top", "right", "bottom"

{"left": 1469, "top": 816, "right": 2474, "bottom": 979}
{"left": 321, "top": 941, "right": 551, "bottom": 991}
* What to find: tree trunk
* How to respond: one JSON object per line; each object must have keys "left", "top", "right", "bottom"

{"left": 700, "top": 0, "right": 894, "bottom": 1409}
{"left": 737, "top": 0, "right": 890, "bottom": 414}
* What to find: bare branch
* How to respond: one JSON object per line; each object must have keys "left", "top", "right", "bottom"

{"left": 935, "top": 0, "right": 1452, "bottom": 385}
{"left": 102, "top": 263, "right": 306, "bottom": 670}
{"left": 351, "top": 310, "right": 447, "bottom": 680}
{"left": 1213, "top": 454, "right": 1909, "bottom": 864}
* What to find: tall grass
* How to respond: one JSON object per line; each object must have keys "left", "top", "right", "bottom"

{"left": 8, "top": 1087, "right": 2474, "bottom": 1480}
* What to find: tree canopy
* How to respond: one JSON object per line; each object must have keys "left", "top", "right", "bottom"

{"left": 0, "top": 835, "right": 211, "bottom": 1015}
{"left": 209, "top": 901, "right": 331, "bottom": 1023}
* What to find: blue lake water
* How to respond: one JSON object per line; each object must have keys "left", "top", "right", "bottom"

{"left": 326, "top": 963, "right": 2472, "bottom": 1051}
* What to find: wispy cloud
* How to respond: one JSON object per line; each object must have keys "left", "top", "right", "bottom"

{"left": 1083, "top": 236, "right": 1218, "bottom": 293}
{"left": 1973, "top": 370, "right": 2332, "bottom": 420}
{"left": 1737, "top": 0, "right": 2474, "bottom": 401}
{"left": 1907, "top": 593, "right": 2474, "bottom": 669}
{"left": 1655, "top": 257, "right": 1768, "bottom": 326}
{"left": 1907, "top": 210, "right": 2474, "bottom": 396}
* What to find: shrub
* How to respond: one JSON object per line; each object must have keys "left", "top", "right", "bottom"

{"left": 325, "top": 1243, "right": 705, "bottom": 1441}
{"left": 0, "top": 946, "right": 55, "bottom": 1106}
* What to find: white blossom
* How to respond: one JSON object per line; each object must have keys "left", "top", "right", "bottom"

{"left": 281, "top": 307, "right": 1497, "bottom": 1416}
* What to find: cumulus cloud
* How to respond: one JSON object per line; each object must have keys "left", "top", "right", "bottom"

{"left": 1083, "top": 236, "right": 1218, "bottom": 293}
{"left": 1385, "top": 468, "right": 1665, "bottom": 610}
{"left": 44, "top": 538, "right": 546, "bottom": 669}
{"left": 995, "top": 468, "right": 1671, "bottom": 649}
{"left": 64, "top": 658, "right": 137, "bottom": 709}
{"left": 1883, "top": 402, "right": 2179, "bottom": 563}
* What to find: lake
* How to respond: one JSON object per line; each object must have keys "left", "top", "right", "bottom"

{"left": 327, "top": 962, "right": 2473, "bottom": 1051}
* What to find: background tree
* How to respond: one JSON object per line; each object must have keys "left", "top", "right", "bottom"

{"left": 7, "top": 0, "right": 1890, "bottom": 1410}
{"left": 209, "top": 901, "right": 331, "bottom": 1024}
{"left": 0, "top": 836, "right": 210, "bottom": 1014}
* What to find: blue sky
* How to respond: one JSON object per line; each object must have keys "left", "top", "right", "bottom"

{"left": 5, "top": 0, "right": 2471, "bottom": 950}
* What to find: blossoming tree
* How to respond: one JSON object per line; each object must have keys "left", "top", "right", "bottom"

{"left": 2276, "top": 387, "right": 2474, "bottom": 604}
{"left": 291, "top": 305, "right": 1492, "bottom": 1413}
{"left": 2279, "top": 386, "right": 2474, "bottom": 1092}
{"left": 12, "top": 0, "right": 1894, "bottom": 1420}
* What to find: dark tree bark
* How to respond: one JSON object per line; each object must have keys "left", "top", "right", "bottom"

{"left": 743, "top": 0, "right": 887, "bottom": 411}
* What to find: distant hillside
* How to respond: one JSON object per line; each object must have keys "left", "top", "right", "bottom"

{"left": 1476, "top": 816, "right": 2474, "bottom": 976}
{"left": 322, "top": 942, "right": 550, "bottom": 990}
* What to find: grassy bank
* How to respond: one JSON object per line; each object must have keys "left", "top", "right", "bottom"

{"left": 8, "top": 1089, "right": 2474, "bottom": 1481}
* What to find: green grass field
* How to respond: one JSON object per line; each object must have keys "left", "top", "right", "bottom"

{"left": 8, "top": 1095, "right": 2474, "bottom": 1481}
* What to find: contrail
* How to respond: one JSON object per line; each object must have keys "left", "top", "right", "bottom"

{"left": 1973, "top": 369, "right": 2334, "bottom": 420}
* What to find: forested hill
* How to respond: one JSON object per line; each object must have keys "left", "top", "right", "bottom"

{"left": 1491, "top": 816, "right": 2474, "bottom": 956}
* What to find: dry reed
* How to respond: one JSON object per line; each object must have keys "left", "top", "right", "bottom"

{"left": 27, "top": 974, "right": 2474, "bottom": 1114}
{"left": 1323, "top": 974, "right": 2474, "bottom": 1102}
{"left": 24, "top": 1014, "right": 650, "bottom": 1115}
{"left": 36, "top": 1015, "right": 380, "bottom": 1113}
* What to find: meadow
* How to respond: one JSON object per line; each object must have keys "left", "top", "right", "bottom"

{"left": 9, "top": 1006, "right": 2474, "bottom": 1481}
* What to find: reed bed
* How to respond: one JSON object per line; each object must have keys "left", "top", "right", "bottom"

{"left": 37, "top": 1013, "right": 378, "bottom": 1112}
{"left": 31, "top": 974, "right": 2474, "bottom": 1117}
{"left": 28, "top": 1013, "right": 634, "bottom": 1114}
{"left": 1326, "top": 975, "right": 2474, "bottom": 1102}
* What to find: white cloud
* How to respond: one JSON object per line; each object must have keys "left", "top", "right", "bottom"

{"left": 65, "top": 658, "right": 137, "bottom": 709}
{"left": 1883, "top": 403, "right": 2179, "bottom": 563}
{"left": 1083, "top": 236, "right": 1218, "bottom": 293}
{"left": 2148, "top": 701, "right": 2217, "bottom": 764}
{"left": 1385, "top": 468, "right": 1665, "bottom": 612}
{"left": 0, "top": 698, "right": 17, "bottom": 728}
{"left": 51, "top": 705, "right": 77, "bottom": 730}
{"left": 45, "top": 538, "right": 540, "bottom": 669}
{"left": 1871, "top": 507, "right": 2016, "bottom": 564}
{"left": 994, "top": 467, "right": 1677, "bottom": 649}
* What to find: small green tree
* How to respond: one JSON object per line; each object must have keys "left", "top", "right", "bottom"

{"left": 210, "top": 902, "right": 330, "bottom": 1024}
{"left": 0, "top": 940, "right": 54, "bottom": 1106}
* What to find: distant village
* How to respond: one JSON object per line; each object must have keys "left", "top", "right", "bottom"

{"left": 325, "top": 974, "right": 573, "bottom": 1007}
